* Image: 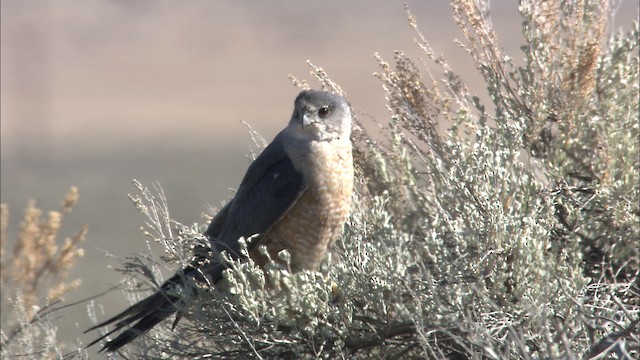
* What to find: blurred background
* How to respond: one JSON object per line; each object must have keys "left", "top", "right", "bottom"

{"left": 1, "top": 0, "right": 637, "bottom": 356}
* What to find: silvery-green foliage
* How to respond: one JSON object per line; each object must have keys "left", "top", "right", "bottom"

{"left": 105, "top": 1, "right": 638, "bottom": 359}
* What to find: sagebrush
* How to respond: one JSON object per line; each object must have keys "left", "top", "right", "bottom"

{"left": 90, "top": 1, "right": 638, "bottom": 359}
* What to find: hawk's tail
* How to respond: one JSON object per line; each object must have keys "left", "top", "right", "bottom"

{"left": 84, "top": 270, "right": 190, "bottom": 352}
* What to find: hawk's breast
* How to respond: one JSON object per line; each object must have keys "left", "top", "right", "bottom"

{"left": 254, "top": 138, "right": 353, "bottom": 271}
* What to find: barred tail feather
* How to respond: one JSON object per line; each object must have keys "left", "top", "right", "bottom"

{"left": 85, "top": 272, "right": 186, "bottom": 352}
{"left": 85, "top": 254, "right": 227, "bottom": 351}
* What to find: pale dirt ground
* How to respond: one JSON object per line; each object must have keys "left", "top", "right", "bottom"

{"left": 1, "top": 1, "right": 637, "bottom": 357}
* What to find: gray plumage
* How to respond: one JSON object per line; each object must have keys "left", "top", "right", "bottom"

{"left": 85, "top": 90, "right": 354, "bottom": 352}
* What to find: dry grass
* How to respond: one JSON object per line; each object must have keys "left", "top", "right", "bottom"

{"left": 1, "top": 187, "right": 87, "bottom": 359}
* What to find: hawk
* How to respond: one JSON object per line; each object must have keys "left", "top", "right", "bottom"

{"left": 86, "top": 90, "right": 354, "bottom": 352}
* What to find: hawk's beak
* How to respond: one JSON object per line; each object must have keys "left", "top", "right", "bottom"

{"left": 302, "top": 113, "right": 315, "bottom": 128}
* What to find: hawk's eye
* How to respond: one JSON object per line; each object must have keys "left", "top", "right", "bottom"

{"left": 318, "top": 106, "right": 331, "bottom": 118}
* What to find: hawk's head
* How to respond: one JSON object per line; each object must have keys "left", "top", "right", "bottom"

{"left": 289, "top": 90, "right": 351, "bottom": 142}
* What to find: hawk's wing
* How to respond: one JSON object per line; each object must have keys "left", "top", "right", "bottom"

{"left": 205, "top": 130, "right": 306, "bottom": 259}
{"left": 86, "top": 131, "right": 306, "bottom": 352}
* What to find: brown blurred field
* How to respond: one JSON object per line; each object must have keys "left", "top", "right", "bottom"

{"left": 1, "top": 0, "right": 637, "bottom": 356}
